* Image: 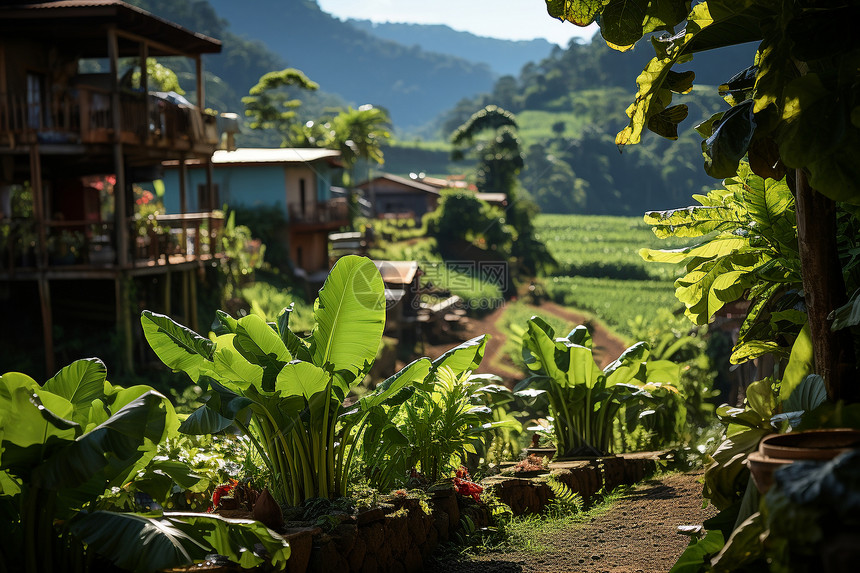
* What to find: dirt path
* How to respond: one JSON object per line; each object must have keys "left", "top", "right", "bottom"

{"left": 427, "top": 471, "right": 714, "bottom": 573}
{"left": 421, "top": 301, "right": 629, "bottom": 386}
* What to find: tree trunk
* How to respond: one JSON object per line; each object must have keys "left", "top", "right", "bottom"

{"left": 795, "top": 168, "right": 857, "bottom": 401}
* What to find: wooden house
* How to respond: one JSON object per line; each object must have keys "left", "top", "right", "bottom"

{"left": 357, "top": 173, "right": 440, "bottom": 222}
{"left": 161, "top": 147, "right": 348, "bottom": 276}
{"left": 0, "top": 0, "right": 223, "bottom": 376}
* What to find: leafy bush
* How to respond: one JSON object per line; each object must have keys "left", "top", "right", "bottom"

{"left": 0, "top": 358, "right": 289, "bottom": 573}
{"left": 515, "top": 316, "right": 681, "bottom": 457}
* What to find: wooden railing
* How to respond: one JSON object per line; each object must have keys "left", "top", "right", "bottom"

{"left": 288, "top": 198, "right": 350, "bottom": 226}
{"left": 0, "top": 85, "right": 217, "bottom": 147}
{"left": 0, "top": 212, "right": 223, "bottom": 273}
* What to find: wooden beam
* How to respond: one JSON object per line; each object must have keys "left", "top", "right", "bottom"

{"left": 29, "top": 144, "right": 46, "bottom": 268}
{"left": 115, "top": 274, "right": 134, "bottom": 374}
{"left": 195, "top": 55, "right": 205, "bottom": 110}
{"left": 163, "top": 269, "right": 171, "bottom": 315}
{"left": 0, "top": 42, "right": 8, "bottom": 133}
{"left": 189, "top": 268, "right": 198, "bottom": 333}
{"left": 108, "top": 26, "right": 130, "bottom": 267}
{"left": 140, "top": 41, "right": 150, "bottom": 141}
{"left": 38, "top": 276, "right": 55, "bottom": 376}
{"left": 179, "top": 153, "right": 188, "bottom": 254}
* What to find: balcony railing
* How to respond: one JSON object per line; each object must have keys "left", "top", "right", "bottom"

{"left": 0, "top": 85, "right": 218, "bottom": 148}
{"left": 0, "top": 212, "right": 223, "bottom": 273}
{"left": 288, "top": 198, "right": 349, "bottom": 226}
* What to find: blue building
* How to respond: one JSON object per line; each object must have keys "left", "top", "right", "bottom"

{"left": 162, "top": 147, "right": 348, "bottom": 273}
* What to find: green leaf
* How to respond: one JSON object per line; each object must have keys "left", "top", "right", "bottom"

{"left": 359, "top": 357, "right": 431, "bottom": 410}
{"left": 141, "top": 311, "right": 214, "bottom": 381}
{"left": 276, "top": 361, "right": 330, "bottom": 399}
{"left": 599, "top": 0, "right": 650, "bottom": 51}
{"left": 70, "top": 511, "right": 290, "bottom": 573}
{"left": 668, "top": 529, "right": 725, "bottom": 573}
{"left": 643, "top": 205, "right": 742, "bottom": 239}
{"left": 779, "top": 74, "right": 845, "bottom": 170}
{"left": 31, "top": 391, "right": 174, "bottom": 491}
{"left": 546, "top": 0, "right": 604, "bottom": 27}
{"left": 212, "top": 341, "right": 265, "bottom": 389}
{"left": 780, "top": 323, "right": 813, "bottom": 402}
{"left": 783, "top": 374, "right": 827, "bottom": 414}
{"left": 710, "top": 512, "right": 765, "bottom": 573}
{"left": 430, "top": 335, "right": 487, "bottom": 376}
{"left": 277, "top": 304, "right": 313, "bottom": 362}
{"left": 310, "top": 255, "right": 385, "bottom": 377}
{"left": 702, "top": 99, "right": 756, "bottom": 179}
{"left": 831, "top": 289, "right": 860, "bottom": 331}
{"left": 42, "top": 358, "right": 107, "bottom": 419}
{"left": 234, "top": 314, "right": 291, "bottom": 392}
{"left": 648, "top": 104, "right": 689, "bottom": 139}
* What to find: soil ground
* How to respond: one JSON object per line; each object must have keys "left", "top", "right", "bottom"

{"left": 427, "top": 471, "right": 715, "bottom": 573}
{"left": 421, "top": 301, "right": 629, "bottom": 386}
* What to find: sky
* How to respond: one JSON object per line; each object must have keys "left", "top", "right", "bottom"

{"left": 315, "top": 0, "right": 598, "bottom": 47}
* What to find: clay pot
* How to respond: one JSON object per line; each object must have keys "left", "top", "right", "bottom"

{"left": 747, "top": 429, "right": 860, "bottom": 493}
{"left": 524, "top": 446, "right": 556, "bottom": 460}
{"left": 252, "top": 488, "right": 284, "bottom": 530}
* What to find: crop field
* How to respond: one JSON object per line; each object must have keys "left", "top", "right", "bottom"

{"left": 535, "top": 214, "right": 686, "bottom": 336}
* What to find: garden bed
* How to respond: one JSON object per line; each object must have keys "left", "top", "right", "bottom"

{"left": 179, "top": 453, "right": 664, "bottom": 573}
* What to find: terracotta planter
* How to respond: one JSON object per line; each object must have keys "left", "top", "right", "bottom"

{"left": 747, "top": 429, "right": 860, "bottom": 493}
{"left": 524, "top": 446, "right": 556, "bottom": 460}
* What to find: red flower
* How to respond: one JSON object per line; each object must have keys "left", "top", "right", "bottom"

{"left": 453, "top": 466, "right": 483, "bottom": 502}
{"left": 208, "top": 479, "right": 238, "bottom": 512}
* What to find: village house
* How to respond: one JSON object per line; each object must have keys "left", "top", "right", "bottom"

{"left": 0, "top": 0, "right": 224, "bottom": 376}
{"left": 161, "top": 147, "right": 348, "bottom": 278}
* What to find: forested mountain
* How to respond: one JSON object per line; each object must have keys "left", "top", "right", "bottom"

{"left": 346, "top": 20, "right": 555, "bottom": 78}
{"left": 435, "top": 39, "right": 759, "bottom": 216}
{"left": 206, "top": 0, "right": 497, "bottom": 129}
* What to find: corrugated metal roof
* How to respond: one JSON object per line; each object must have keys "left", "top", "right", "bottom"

{"left": 212, "top": 148, "right": 342, "bottom": 165}
{"left": 374, "top": 260, "right": 419, "bottom": 285}
{"left": 0, "top": 0, "right": 221, "bottom": 56}
{"left": 357, "top": 173, "right": 440, "bottom": 195}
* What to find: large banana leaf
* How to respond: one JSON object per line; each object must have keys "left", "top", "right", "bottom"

{"left": 430, "top": 335, "right": 487, "bottom": 376}
{"left": 310, "top": 255, "right": 385, "bottom": 378}
{"left": 141, "top": 311, "right": 215, "bottom": 381}
{"left": 42, "top": 358, "right": 107, "bottom": 421}
{"left": 234, "top": 314, "right": 291, "bottom": 392}
{"left": 69, "top": 510, "right": 290, "bottom": 573}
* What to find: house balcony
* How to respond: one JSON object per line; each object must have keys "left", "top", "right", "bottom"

{"left": 288, "top": 197, "right": 350, "bottom": 230}
{"left": 0, "top": 84, "right": 218, "bottom": 155}
{"left": 0, "top": 211, "right": 223, "bottom": 279}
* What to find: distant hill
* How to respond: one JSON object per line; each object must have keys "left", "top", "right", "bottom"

{"left": 206, "top": 0, "right": 497, "bottom": 129}
{"left": 346, "top": 20, "right": 556, "bottom": 78}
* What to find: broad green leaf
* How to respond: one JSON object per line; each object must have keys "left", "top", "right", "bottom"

{"left": 42, "top": 358, "right": 107, "bottom": 419}
{"left": 831, "top": 288, "right": 860, "bottom": 331}
{"left": 522, "top": 319, "right": 563, "bottom": 379}
{"left": 31, "top": 391, "right": 172, "bottom": 491}
{"left": 430, "top": 335, "right": 487, "bottom": 376}
{"left": 275, "top": 361, "right": 329, "bottom": 399}
{"left": 745, "top": 379, "right": 776, "bottom": 421}
{"left": 604, "top": 341, "right": 649, "bottom": 385}
{"left": 779, "top": 323, "right": 813, "bottom": 402}
{"left": 141, "top": 311, "right": 214, "bottom": 381}
{"left": 546, "top": 0, "right": 604, "bottom": 27}
{"left": 703, "top": 427, "right": 770, "bottom": 510}
{"left": 710, "top": 512, "right": 765, "bottom": 573}
{"left": 0, "top": 372, "right": 76, "bottom": 449}
{"left": 779, "top": 74, "right": 845, "bottom": 170}
{"left": 599, "top": 0, "right": 650, "bottom": 51}
{"left": 277, "top": 304, "right": 313, "bottom": 362}
{"left": 703, "top": 99, "right": 756, "bottom": 178}
{"left": 640, "top": 236, "right": 747, "bottom": 264}
{"left": 213, "top": 343, "right": 264, "bottom": 389}
{"left": 311, "top": 255, "right": 385, "bottom": 376}
{"left": 730, "top": 339, "right": 786, "bottom": 364}
{"left": 648, "top": 104, "right": 689, "bottom": 139}
{"left": 783, "top": 374, "right": 827, "bottom": 414}
{"left": 212, "top": 310, "right": 238, "bottom": 335}
{"left": 643, "top": 205, "right": 741, "bottom": 239}
{"left": 70, "top": 511, "right": 290, "bottom": 573}
{"left": 234, "top": 314, "right": 291, "bottom": 392}
{"left": 359, "top": 357, "right": 431, "bottom": 410}
{"left": 668, "top": 530, "right": 725, "bottom": 573}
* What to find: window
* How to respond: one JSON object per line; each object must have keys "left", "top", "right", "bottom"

{"left": 26, "top": 72, "right": 46, "bottom": 129}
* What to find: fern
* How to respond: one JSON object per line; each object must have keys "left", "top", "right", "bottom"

{"left": 545, "top": 474, "right": 582, "bottom": 516}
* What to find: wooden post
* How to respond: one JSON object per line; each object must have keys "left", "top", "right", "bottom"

{"left": 206, "top": 157, "right": 215, "bottom": 253}
{"left": 38, "top": 276, "right": 55, "bottom": 376}
{"left": 0, "top": 43, "right": 8, "bottom": 133}
{"left": 115, "top": 274, "right": 134, "bottom": 374}
{"left": 189, "top": 268, "right": 198, "bottom": 333}
{"left": 178, "top": 154, "right": 188, "bottom": 256}
{"left": 140, "top": 41, "right": 149, "bottom": 140}
{"left": 29, "top": 144, "right": 46, "bottom": 267}
{"left": 163, "top": 270, "right": 171, "bottom": 315}
{"left": 181, "top": 269, "right": 189, "bottom": 326}
{"left": 795, "top": 169, "right": 857, "bottom": 401}
{"left": 108, "top": 26, "right": 129, "bottom": 267}
{"left": 195, "top": 55, "right": 204, "bottom": 110}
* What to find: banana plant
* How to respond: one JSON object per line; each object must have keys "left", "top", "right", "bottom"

{"left": 514, "top": 316, "right": 680, "bottom": 458}
{"left": 141, "top": 255, "right": 434, "bottom": 504}
{"left": 0, "top": 358, "right": 290, "bottom": 573}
